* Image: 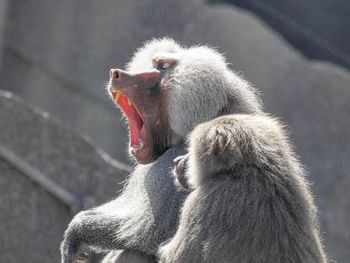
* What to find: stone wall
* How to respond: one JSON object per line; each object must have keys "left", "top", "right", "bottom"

{"left": 214, "top": 0, "right": 350, "bottom": 70}
{"left": 0, "top": 0, "right": 8, "bottom": 71}
{"left": 0, "top": 91, "right": 129, "bottom": 263}
{"left": 0, "top": 1, "right": 349, "bottom": 262}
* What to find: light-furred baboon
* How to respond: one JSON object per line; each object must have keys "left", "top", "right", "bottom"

{"left": 60, "top": 38, "right": 326, "bottom": 263}
{"left": 159, "top": 114, "right": 326, "bottom": 263}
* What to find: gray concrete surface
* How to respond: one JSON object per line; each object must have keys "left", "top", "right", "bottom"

{"left": 0, "top": 0, "right": 349, "bottom": 262}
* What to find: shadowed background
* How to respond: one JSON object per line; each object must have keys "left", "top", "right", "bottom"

{"left": 0, "top": 0, "right": 349, "bottom": 262}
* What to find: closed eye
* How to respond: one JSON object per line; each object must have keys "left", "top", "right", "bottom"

{"left": 152, "top": 57, "right": 177, "bottom": 71}
{"left": 158, "top": 63, "right": 170, "bottom": 70}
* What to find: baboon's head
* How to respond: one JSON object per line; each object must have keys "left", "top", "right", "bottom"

{"left": 107, "top": 38, "right": 261, "bottom": 164}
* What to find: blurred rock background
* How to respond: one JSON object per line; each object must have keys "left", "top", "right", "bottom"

{"left": 0, "top": 0, "right": 349, "bottom": 262}
{"left": 211, "top": 0, "right": 350, "bottom": 70}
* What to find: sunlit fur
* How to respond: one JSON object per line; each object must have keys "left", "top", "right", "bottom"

{"left": 61, "top": 38, "right": 325, "bottom": 263}
{"left": 126, "top": 38, "right": 262, "bottom": 137}
{"left": 159, "top": 114, "right": 327, "bottom": 263}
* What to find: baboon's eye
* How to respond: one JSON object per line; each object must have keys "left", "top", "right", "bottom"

{"left": 158, "top": 63, "right": 171, "bottom": 70}
{"left": 152, "top": 57, "right": 177, "bottom": 71}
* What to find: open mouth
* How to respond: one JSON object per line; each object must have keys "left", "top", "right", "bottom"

{"left": 112, "top": 91, "right": 145, "bottom": 154}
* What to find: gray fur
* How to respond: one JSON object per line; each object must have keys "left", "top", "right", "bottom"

{"left": 159, "top": 115, "right": 327, "bottom": 263}
{"left": 61, "top": 144, "right": 187, "bottom": 263}
{"left": 125, "top": 38, "right": 262, "bottom": 138}
{"left": 102, "top": 250, "right": 156, "bottom": 263}
{"left": 61, "top": 38, "right": 325, "bottom": 263}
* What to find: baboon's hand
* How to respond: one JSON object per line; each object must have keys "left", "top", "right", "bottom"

{"left": 60, "top": 211, "right": 92, "bottom": 263}
{"left": 173, "top": 154, "right": 191, "bottom": 190}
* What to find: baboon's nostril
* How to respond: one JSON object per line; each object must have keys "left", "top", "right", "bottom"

{"left": 110, "top": 69, "right": 120, "bottom": 79}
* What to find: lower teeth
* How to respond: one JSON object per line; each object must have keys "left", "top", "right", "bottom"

{"left": 131, "top": 139, "right": 144, "bottom": 153}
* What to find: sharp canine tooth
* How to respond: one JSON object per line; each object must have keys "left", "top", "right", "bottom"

{"left": 115, "top": 92, "right": 121, "bottom": 102}
{"left": 127, "top": 97, "right": 132, "bottom": 106}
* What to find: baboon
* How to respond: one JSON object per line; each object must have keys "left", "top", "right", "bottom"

{"left": 60, "top": 38, "right": 325, "bottom": 263}
{"left": 159, "top": 114, "right": 326, "bottom": 263}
